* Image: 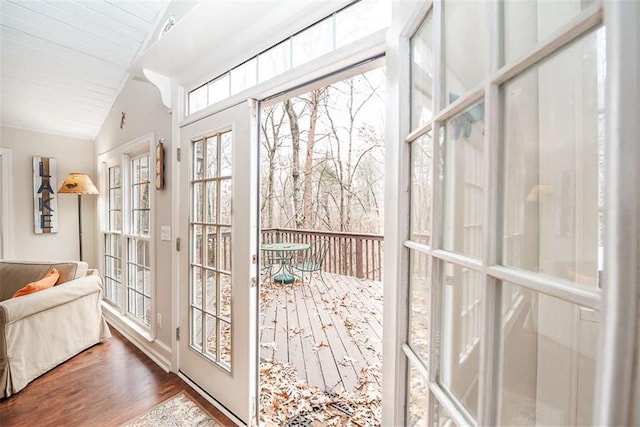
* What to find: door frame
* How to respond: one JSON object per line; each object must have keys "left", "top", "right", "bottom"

{"left": 0, "top": 148, "right": 14, "bottom": 259}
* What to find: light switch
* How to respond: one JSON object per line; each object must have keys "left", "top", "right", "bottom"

{"left": 160, "top": 226, "right": 171, "bottom": 241}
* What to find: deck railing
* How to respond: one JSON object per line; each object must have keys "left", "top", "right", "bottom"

{"left": 261, "top": 228, "right": 384, "bottom": 281}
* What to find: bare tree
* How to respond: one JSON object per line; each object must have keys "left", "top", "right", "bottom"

{"left": 260, "top": 105, "right": 286, "bottom": 228}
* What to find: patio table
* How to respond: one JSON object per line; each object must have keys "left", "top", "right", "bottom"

{"left": 261, "top": 242, "right": 310, "bottom": 284}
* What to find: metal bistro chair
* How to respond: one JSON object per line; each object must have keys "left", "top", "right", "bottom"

{"left": 291, "top": 238, "right": 330, "bottom": 287}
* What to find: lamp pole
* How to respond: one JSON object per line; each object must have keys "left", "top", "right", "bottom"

{"left": 77, "top": 194, "right": 83, "bottom": 261}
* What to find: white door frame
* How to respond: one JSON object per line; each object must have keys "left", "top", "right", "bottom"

{"left": 0, "top": 148, "right": 14, "bottom": 259}
{"left": 594, "top": 2, "right": 640, "bottom": 425}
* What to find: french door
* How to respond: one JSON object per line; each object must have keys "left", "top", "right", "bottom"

{"left": 179, "top": 100, "right": 259, "bottom": 425}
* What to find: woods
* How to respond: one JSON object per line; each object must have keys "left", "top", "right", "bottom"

{"left": 260, "top": 68, "right": 386, "bottom": 234}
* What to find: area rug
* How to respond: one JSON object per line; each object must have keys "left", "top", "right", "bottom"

{"left": 121, "top": 391, "right": 224, "bottom": 427}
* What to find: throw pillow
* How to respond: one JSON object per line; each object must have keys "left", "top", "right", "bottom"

{"left": 13, "top": 268, "right": 60, "bottom": 298}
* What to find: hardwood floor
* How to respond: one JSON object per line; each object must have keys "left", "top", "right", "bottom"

{"left": 0, "top": 329, "right": 235, "bottom": 427}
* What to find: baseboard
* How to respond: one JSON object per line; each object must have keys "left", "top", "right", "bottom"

{"left": 103, "top": 308, "right": 172, "bottom": 373}
{"left": 178, "top": 372, "right": 245, "bottom": 426}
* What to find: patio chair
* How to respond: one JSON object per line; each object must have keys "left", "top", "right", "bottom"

{"left": 291, "top": 238, "right": 330, "bottom": 287}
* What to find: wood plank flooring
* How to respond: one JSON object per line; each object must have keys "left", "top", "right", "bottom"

{"left": 0, "top": 329, "right": 235, "bottom": 427}
{"left": 259, "top": 271, "right": 383, "bottom": 393}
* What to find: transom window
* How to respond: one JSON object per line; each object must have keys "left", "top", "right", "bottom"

{"left": 187, "top": 0, "right": 390, "bottom": 115}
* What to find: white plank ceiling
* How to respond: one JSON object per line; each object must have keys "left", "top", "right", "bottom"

{"left": 0, "top": 0, "right": 168, "bottom": 140}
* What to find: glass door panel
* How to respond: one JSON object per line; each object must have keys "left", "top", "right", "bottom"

{"left": 180, "top": 100, "right": 258, "bottom": 425}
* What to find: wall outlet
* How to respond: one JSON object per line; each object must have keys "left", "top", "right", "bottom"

{"left": 157, "top": 313, "right": 162, "bottom": 329}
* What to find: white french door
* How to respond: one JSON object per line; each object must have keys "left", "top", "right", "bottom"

{"left": 179, "top": 100, "right": 259, "bottom": 424}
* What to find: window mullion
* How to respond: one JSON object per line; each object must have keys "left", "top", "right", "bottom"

{"left": 477, "top": 0, "right": 501, "bottom": 424}
{"left": 121, "top": 153, "right": 131, "bottom": 316}
{"left": 427, "top": 0, "right": 444, "bottom": 425}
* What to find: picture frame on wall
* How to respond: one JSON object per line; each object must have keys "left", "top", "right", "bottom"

{"left": 33, "top": 156, "right": 58, "bottom": 234}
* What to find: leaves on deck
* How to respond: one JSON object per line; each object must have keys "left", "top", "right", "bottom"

{"left": 260, "top": 274, "right": 383, "bottom": 426}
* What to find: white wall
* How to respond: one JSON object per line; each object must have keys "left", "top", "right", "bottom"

{"left": 93, "top": 77, "right": 174, "bottom": 356}
{"left": 0, "top": 126, "right": 96, "bottom": 265}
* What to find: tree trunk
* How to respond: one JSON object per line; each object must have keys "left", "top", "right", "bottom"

{"left": 302, "top": 89, "right": 321, "bottom": 228}
{"left": 284, "top": 99, "right": 302, "bottom": 228}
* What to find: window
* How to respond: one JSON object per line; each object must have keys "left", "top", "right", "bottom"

{"left": 104, "top": 165, "right": 122, "bottom": 306}
{"left": 99, "top": 136, "right": 156, "bottom": 334}
{"left": 126, "top": 155, "right": 152, "bottom": 326}
{"left": 186, "top": 0, "right": 391, "bottom": 115}
{"left": 190, "top": 131, "right": 233, "bottom": 370}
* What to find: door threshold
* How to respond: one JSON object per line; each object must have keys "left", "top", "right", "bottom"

{"left": 178, "top": 371, "right": 246, "bottom": 426}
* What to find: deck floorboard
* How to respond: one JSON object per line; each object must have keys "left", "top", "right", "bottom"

{"left": 260, "top": 271, "right": 383, "bottom": 393}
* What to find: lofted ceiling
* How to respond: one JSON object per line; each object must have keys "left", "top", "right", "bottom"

{"left": 0, "top": 0, "right": 169, "bottom": 140}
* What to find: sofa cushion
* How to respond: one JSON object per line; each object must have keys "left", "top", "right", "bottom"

{"left": 13, "top": 269, "right": 60, "bottom": 298}
{"left": 0, "top": 261, "right": 85, "bottom": 302}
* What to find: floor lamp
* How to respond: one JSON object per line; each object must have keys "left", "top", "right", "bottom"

{"left": 57, "top": 173, "right": 99, "bottom": 261}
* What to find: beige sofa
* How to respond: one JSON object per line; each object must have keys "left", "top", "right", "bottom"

{"left": 0, "top": 260, "right": 111, "bottom": 398}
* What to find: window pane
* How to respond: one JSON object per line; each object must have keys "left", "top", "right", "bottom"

{"left": 292, "top": 18, "right": 333, "bottom": 67}
{"left": 407, "top": 362, "right": 429, "bottom": 427}
{"left": 208, "top": 74, "right": 230, "bottom": 106}
{"left": 206, "top": 226, "right": 217, "bottom": 268}
{"left": 411, "top": 13, "right": 434, "bottom": 129}
{"left": 206, "top": 136, "right": 217, "bottom": 178}
{"left": 193, "top": 140, "right": 204, "bottom": 180}
{"left": 409, "top": 250, "right": 431, "bottom": 363}
{"left": 189, "top": 85, "right": 208, "bottom": 114}
{"left": 205, "top": 269, "right": 217, "bottom": 315}
{"left": 220, "top": 131, "right": 232, "bottom": 176}
{"left": 205, "top": 181, "right": 217, "bottom": 224}
{"left": 220, "top": 179, "right": 232, "bottom": 225}
{"left": 193, "top": 182, "right": 203, "bottom": 223}
{"left": 499, "top": 282, "right": 598, "bottom": 426}
{"left": 220, "top": 321, "right": 231, "bottom": 366}
{"left": 503, "top": 0, "right": 597, "bottom": 64}
{"left": 220, "top": 273, "right": 231, "bottom": 319}
{"left": 221, "top": 227, "right": 232, "bottom": 272}
{"left": 192, "top": 267, "right": 202, "bottom": 308}
{"left": 442, "top": 102, "right": 485, "bottom": 258}
{"left": 411, "top": 133, "right": 433, "bottom": 245}
{"left": 335, "top": 0, "right": 390, "bottom": 48}
{"left": 501, "top": 29, "right": 604, "bottom": 287}
{"left": 205, "top": 314, "right": 217, "bottom": 359}
{"left": 258, "top": 40, "right": 291, "bottom": 83}
{"left": 191, "top": 307, "right": 203, "bottom": 350}
{"left": 440, "top": 261, "right": 482, "bottom": 418}
{"left": 230, "top": 58, "right": 257, "bottom": 95}
{"left": 443, "top": 1, "right": 487, "bottom": 106}
{"left": 193, "top": 224, "right": 203, "bottom": 265}
{"left": 433, "top": 397, "right": 458, "bottom": 426}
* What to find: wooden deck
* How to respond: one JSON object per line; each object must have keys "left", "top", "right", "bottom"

{"left": 259, "top": 271, "right": 383, "bottom": 393}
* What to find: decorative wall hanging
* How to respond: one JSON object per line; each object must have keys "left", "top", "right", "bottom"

{"left": 155, "top": 140, "right": 165, "bottom": 190}
{"left": 33, "top": 156, "right": 58, "bottom": 234}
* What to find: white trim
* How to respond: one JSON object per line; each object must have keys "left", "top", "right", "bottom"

{"left": 103, "top": 305, "right": 172, "bottom": 372}
{"left": 0, "top": 148, "right": 14, "bottom": 259}
{"left": 432, "top": 83, "right": 484, "bottom": 124}
{"left": 492, "top": 3, "right": 603, "bottom": 86}
{"left": 432, "top": 249, "right": 483, "bottom": 272}
{"left": 488, "top": 265, "right": 601, "bottom": 311}
{"left": 429, "top": 382, "right": 474, "bottom": 426}
{"left": 594, "top": 1, "right": 640, "bottom": 424}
